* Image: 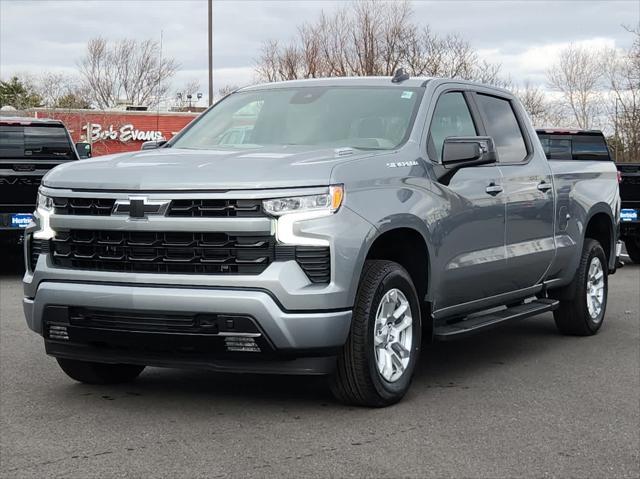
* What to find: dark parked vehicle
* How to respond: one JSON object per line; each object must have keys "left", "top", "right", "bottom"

{"left": 536, "top": 128, "right": 612, "bottom": 162}
{"left": 0, "top": 118, "right": 82, "bottom": 247}
{"left": 617, "top": 162, "right": 640, "bottom": 263}
{"left": 25, "top": 78, "right": 620, "bottom": 406}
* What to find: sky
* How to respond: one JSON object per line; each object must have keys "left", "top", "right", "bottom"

{"left": 1, "top": 0, "right": 638, "bottom": 105}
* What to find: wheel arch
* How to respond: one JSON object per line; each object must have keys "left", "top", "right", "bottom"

{"left": 356, "top": 219, "right": 434, "bottom": 337}
{"left": 583, "top": 204, "right": 616, "bottom": 271}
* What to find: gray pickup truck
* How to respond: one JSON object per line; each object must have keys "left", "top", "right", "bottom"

{"left": 23, "top": 76, "right": 620, "bottom": 406}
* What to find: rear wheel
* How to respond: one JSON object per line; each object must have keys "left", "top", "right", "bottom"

{"left": 56, "top": 358, "right": 145, "bottom": 384}
{"left": 625, "top": 238, "right": 640, "bottom": 264}
{"left": 330, "top": 260, "right": 422, "bottom": 407}
{"left": 553, "top": 239, "right": 608, "bottom": 336}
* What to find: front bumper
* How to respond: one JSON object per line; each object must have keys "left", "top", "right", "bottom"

{"left": 24, "top": 281, "right": 352, "bottom": 374}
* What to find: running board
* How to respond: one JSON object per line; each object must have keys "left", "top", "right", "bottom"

{"left": 433, "top": 298, "right": 559, "bottom": 341}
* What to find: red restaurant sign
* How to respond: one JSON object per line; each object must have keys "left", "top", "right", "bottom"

{"left": 31, "top": 109, "right": 199, "bottom": 157}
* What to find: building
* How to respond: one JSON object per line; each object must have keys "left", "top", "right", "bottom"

{"left": 30, "top": 109, "right": 200, "bottom": 156}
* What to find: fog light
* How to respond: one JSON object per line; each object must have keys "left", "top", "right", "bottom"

{"left": 48, "top": 324, "right": 69, "bottom": 341}
{"left": 224, "top": 335, "right": 261, "bottom": 352}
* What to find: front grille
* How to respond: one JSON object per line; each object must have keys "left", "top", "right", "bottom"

{"left": 51, "top": 230, "right": 275, "bottom": 275}
{"left": 29, "top": 237, "right": 48, "bottom": 271}
{"left": 168, "top": 199, "right": 264, "bottom": 217}
{"left": 53, "top": 197, "right": 115, "bottom": 216}
{"left": 295, "top": 246, "right": 331, "bottom": 283}
{"left": 50, "top": 197, "right": 264, "bottom": 217}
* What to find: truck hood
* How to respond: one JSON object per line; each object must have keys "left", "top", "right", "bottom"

{"left": 43, "top": 146, "right": 380, "bottom": 191}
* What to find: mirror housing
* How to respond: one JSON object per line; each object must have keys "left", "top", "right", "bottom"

{"left": 140, "top": 139, "right": 167, "bottom": 150}
{"left": 75, "top": 142, "right": 92, "bottom": 159}
{"left": 442, "top": 136, "right": 496, "bottom": 169}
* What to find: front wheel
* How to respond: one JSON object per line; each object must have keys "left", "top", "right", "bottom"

{"left": 553, "top": 238, "right": 608, "bottom": 336}
{"left": 330, "top": 260, "right": 422, "bottom": 407}
{"left": 625, "top": 238, "right": 640, "bottom": 264}
{"left": 56, "top": 358, "right": 145, "bottom": 384}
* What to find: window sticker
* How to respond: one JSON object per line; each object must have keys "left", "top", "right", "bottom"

{"left": 401, "top": 91, "right": 414, "bottom": 99}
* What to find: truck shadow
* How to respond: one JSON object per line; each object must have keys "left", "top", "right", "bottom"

{"left": 0, "top": 248, "right": 25, "bottom": 277}
{"left": 52, "top": 316, "right": 564, "bottom": 413}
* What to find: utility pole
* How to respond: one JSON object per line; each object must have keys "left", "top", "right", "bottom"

{"left": 208, "top": 0, "right": 213, "bottom": 106}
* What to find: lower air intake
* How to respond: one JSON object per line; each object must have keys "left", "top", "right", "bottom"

{"left": 224, "top": 336, "right": 261, "bottom": 352}
{"left": 48, "top": 324, "right": 69, "bottom": 341}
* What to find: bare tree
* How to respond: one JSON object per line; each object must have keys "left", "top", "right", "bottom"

{"left": 254, "top": 0, "right": 506, "bottom": 86}
{"left": 517, "top": 81, "right": 548, "bottom": 126}
{"left": 604, "top": 28, "right": 639, "bottom": 162}
{"left": 515, "top": 81, "right": 570, "bottom": 127}
{"left": 547, "top": 44, "right": 605, "bottom": 129}
{"left": 78, "top": 37, "right": 178, "bottom": 109}
{"left": 35, "top": 71, "right": 91, "bottom": 109}
{"left": 217, "top": 84, "right": 241, "bottom": 99}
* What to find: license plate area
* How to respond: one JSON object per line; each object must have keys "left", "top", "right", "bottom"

{"left": 621, "top": 208, "right": 639, "bottom": 222}
{"left": 10, "top": 213, "right": 33, "bottom": 228}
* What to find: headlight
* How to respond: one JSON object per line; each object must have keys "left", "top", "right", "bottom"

{"left": 34, "top": 192, "right": 55, "bottom": 240}
{"left": 37, "top": 192, "right": 54, "bottom": 211}
{"left": 263, "top": 185, "right": 344, "bottom": 217}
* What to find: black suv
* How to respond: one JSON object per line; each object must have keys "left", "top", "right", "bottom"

{"left": 0, "top": 118, "right": 80, "bottom": 247}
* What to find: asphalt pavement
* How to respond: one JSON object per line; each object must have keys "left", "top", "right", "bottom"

{"left": 1, "top": 251, "right": 638, "bottom": 478}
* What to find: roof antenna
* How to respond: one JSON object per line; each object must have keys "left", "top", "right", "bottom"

{"left": 391, "top": 68, "right": 410, "bottom": 83}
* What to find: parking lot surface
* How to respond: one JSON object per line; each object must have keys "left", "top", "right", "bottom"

{"left": 1, "top": 253, "right": 638, "bottom": 479}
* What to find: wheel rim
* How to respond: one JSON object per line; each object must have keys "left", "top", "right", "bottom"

{"left": 586, "top": 256, "right": 605, "bottom": 321}
{"left": 373, "top": 288, "right": 413, "bottom": 383}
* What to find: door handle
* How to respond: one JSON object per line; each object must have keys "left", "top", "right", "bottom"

{"left": 485, "top": 183, "right": 503, "bottom": 196}
{"left": 537, "top": 181, "right": 552, "bottom": 192}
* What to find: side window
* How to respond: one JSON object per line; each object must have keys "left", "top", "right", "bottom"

{"left": 538, "top": 135, "right": 572, "bottom": 160}
{"left": 476, "top": 94, "right": 527, "bottom": 163}
{"left": 428, "top": 92, "right": 477, "bottom": 162}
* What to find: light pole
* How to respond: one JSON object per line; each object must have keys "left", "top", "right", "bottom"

{"left": 208, "top": 0, "right": 213, "bottom": 106}
{"left": 176, "top": 92, "right": 203, "bottom": 111}
{"left": 614, "top": 97, "right": 621, "bottom": 162}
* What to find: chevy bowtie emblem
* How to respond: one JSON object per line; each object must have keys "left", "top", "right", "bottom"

{"left": 113, "top": 197, "right": 170, "bottom": 219}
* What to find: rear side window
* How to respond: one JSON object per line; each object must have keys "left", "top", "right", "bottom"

{"left": 0, "top": 126, "right": 24, "bottom": 158}
{"left": 539, "top": 137, "right": 572, "bottom": 161}
{"left": 476, "top": 94, "right": 527, "bottom": 163}
{"left": 428, "top": 92, "right": 477, "bottom": 162}
{"left": 0, "top": 125, "right": 74, "bottom": 160}
{"left": 537, "top": 133, "right": 611, "bottom": 161}
{"left": 571, "top": 136, "right": 610, "bottom": 161}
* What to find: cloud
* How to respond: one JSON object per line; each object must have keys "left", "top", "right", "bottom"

{"left": 1, "top": 0, "right": 637, "bottom": 102}
{"left": 478, "top": 37, "right": 619, "bottom": 88}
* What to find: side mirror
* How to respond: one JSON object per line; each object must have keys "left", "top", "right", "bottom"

{"left": 75, "top": 142, "right": 92, "bottom": 159}
{"left": 442, "top": 137, "right": 496, "bottom": 169}
{"left": 141, "top": 140, "right": 167, "bottom": 150}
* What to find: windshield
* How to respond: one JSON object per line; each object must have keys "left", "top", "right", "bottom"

{"left": 0, "top": 125, "right": 75, "bottom": 160}
{"left": 171, "top": 86, "right": 423, "bottom": 151}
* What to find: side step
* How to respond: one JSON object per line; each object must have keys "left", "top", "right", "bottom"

{"left": 433, "top": 298, "right": 559, "bottom": 341}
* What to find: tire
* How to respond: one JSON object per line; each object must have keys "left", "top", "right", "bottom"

{"left": 553, "top": 239, "right": 608, "bottom": 336}
{"left": 56, "top": 358, "right": 145, "bottom": 384}
{"left": 330, "top": 260, "right": 422, "bottom": 407}
{"left": 625, "top": 238, "right": 640, "bottom": 264}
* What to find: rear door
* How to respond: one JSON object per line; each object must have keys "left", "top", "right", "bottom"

{"left": 474, "top": 93, "right": 555, "bottom": 290}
